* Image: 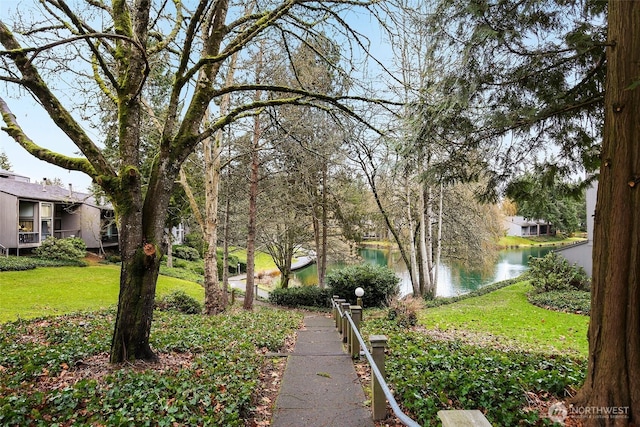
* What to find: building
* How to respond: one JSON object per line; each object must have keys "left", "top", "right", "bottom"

{"left": 503, "top": 215, "right": 555, "bottom": 237}
{"left": 0, "top": 169, "right": 118, "bottom": 255}
{"left": 556, "top": 181, "right": 597, "bottom": 276}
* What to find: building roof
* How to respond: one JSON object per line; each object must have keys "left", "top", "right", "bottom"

{"left": 503, "top": 215, "right": 551, "bottom": 226}
{"left": 0, "top": 169, "right": 108, "bottom": 209}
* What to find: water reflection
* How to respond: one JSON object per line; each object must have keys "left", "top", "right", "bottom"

{"left": 293, "top": 246, "right": 554, "bottom": 297}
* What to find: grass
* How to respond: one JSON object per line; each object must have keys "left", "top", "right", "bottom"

{"left": 0, "top": 264, "right": 204, "bottom": 323}
{"left": 498, "top": 235, "right": 586, "bottom": 248}
{"left": 229, "top": 247, "right": 277, "bottom": 272}
{"left": 420, "top": 281, "right": 589, "bottom": 356}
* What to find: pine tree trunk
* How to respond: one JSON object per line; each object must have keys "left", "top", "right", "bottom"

{"left": 573, "top": 1, "right": 640, "bottom": 424}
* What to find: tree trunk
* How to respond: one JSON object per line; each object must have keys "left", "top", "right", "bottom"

{"left": 166, "top": 233, "right": 173, "bottom": 268}
{"left": 419, "top": 184, "right": 433, "bottom": 296}
{"left": 318, "top": 163, "right": 328, "bottom": 289}
{"left": 244, "top": 112, "right": 260, "bottom": 310}
{"left": 279, "top": 246, "right": 293, "bottom": 288}
{"left": 425, "top": 185, "right": 435, "bottom": 295}
{"left": 203, "top": 132, "right": 225, "bottom": 314}
{"left": 222, "top": 195, "right": 231, "bottom": 297}
{"left": 110, "top": 166, "right": 173, "bottom": 363}
{"left": 407, "top": 181, "right": 420, "bottom": 296}
{"left": 110, "top": 244, "right": 161, "bottom": 363}
{"left": 573, "top": 1, "right": 639, "bottom": 424}
{"left": 434, "top": 182, "right": 444, "bottom": 289}
{"left": 312, "top": 201, "right": 322, "bottom": 286}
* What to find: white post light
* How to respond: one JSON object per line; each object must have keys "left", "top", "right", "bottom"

{"left": 355, "top": 287, "right": 364, "bottom": 308}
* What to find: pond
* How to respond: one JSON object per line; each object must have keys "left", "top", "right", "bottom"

{"left": 292, "top": 245, "right": 555, "bottom": 297}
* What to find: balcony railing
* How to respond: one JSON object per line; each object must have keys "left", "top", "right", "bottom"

{"left": 54, "top": 229, "right": 81, "bottom": 239}
{"left": 101, "top": 235, "right": 119, "bottom": 244}
{"left": 18, "top": 232, "right": 39, "bottom": 244}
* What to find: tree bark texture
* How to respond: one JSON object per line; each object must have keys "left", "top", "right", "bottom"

{"left": 318, "top": 162, "right": 328, "bottom": 288}
{"left": 244, "top": 111, "right": 260, "bottom": 310}
{"left": 574, "top": 1, "right": 639, "bottom": 424}
{"left": 407, "top": 181, "right": 421, "bottom": 296}
{"left": 110, "top": 242, "right": 161, "bottom": 363}
{"left": 203, "top": 132, "right": 225, "bottom": 315}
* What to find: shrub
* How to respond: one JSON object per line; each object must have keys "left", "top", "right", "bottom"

{"left": 106, "top": 255, "right": 121, "bottom": 263}
{"left": 183, "top": 233, "right": 206, "bottom": 257}
{"left": 172, "top": 245, "right": 201, "bottom": 261}
{"left": 173, "top": 259, "right": 188, "bottom": 269}
{"left": 529, "top": 290, "right": 591, "bottom": 315}
{"left": 0, "top": 256, "right": 37, "bottom": 271}
{"left": 326, "top": 264, "right": 399, "bottom": 308}
{"left": 155, "top": 291, "right": 202, "bottom": 314}
{"left": 527, "top": 252, "right": 590, "bottom": 293}
{"left": 268, "top": 286, "right": 332, "bottom": 308}
{"left": 387, "top": 296, "right": 425, "bottom": 327}
{"left": 0, "top": 256, "right": 87, "bottom": 270}
{"left": 34, "top": 237, "right": 86, "bottom": 261}
{"left": 159, "top": 265, "right": 204, "bottom": 284}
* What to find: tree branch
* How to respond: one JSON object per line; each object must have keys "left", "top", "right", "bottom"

{"left": 0, "top": 96, "right": 97, "bottom": 176}
{"left": 0, "top": 21, "right": 116, "bottom": 179}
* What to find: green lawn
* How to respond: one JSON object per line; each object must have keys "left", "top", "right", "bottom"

{"left": 0, "top": 264, "right": 204, "bottom": 323}
{"left": 498, "top": 235, "right": 586, "bottom": 248}
{"left": 420, "top": 281, "right": 589, "bottom": 356}
{"left": 228, "top": 247, "right": 278, "bottom": 272}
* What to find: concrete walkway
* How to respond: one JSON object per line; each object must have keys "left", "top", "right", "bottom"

{"left": 271, "top": 314, "right": 374, "bottom": 427}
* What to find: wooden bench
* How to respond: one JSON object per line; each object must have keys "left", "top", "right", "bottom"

{"left": 438, "top": 410, "right": 492, "bottom": 426}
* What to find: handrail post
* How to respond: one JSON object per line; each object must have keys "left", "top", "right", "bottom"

{"left": 332, "top": 295, "right": 339, "bottom": 324}
{"left": 335, "top": 298, "right": 346, "bottom": 329}
{"left": 341, "top": 302, "right": 350, "bottom": 343}
{"left": 370, "top": 335, "right": 388, "bottom": 421}
{"left": 350, "top": 305, "right": 362, "bottom": 358}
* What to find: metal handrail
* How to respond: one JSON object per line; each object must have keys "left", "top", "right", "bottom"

{"left": 332, "top": 299, "right": 421, "bottom": 427}
{"left": 0, "top": 243, "right": 7, "bottom": 257}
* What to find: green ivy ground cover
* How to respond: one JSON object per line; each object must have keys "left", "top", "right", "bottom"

{"left": 0, "top": 307, "right": 302, "bottom": 426}
{"left": 360, "top": 317, "right": 586, "bottom": 426}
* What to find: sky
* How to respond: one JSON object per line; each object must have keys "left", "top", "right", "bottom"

{"left": 0, "top": 98, "right": 95, "bottom": 192}
{"left": 1, "top": 0, "right": 95, "bottom": 192}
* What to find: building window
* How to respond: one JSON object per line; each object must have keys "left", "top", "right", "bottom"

{"left": 41, "top": 202, "right": 53, "bottom": 240}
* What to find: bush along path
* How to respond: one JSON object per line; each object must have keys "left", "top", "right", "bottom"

{"left": 0, "top": 307, "right": 303, "bottom": 426}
